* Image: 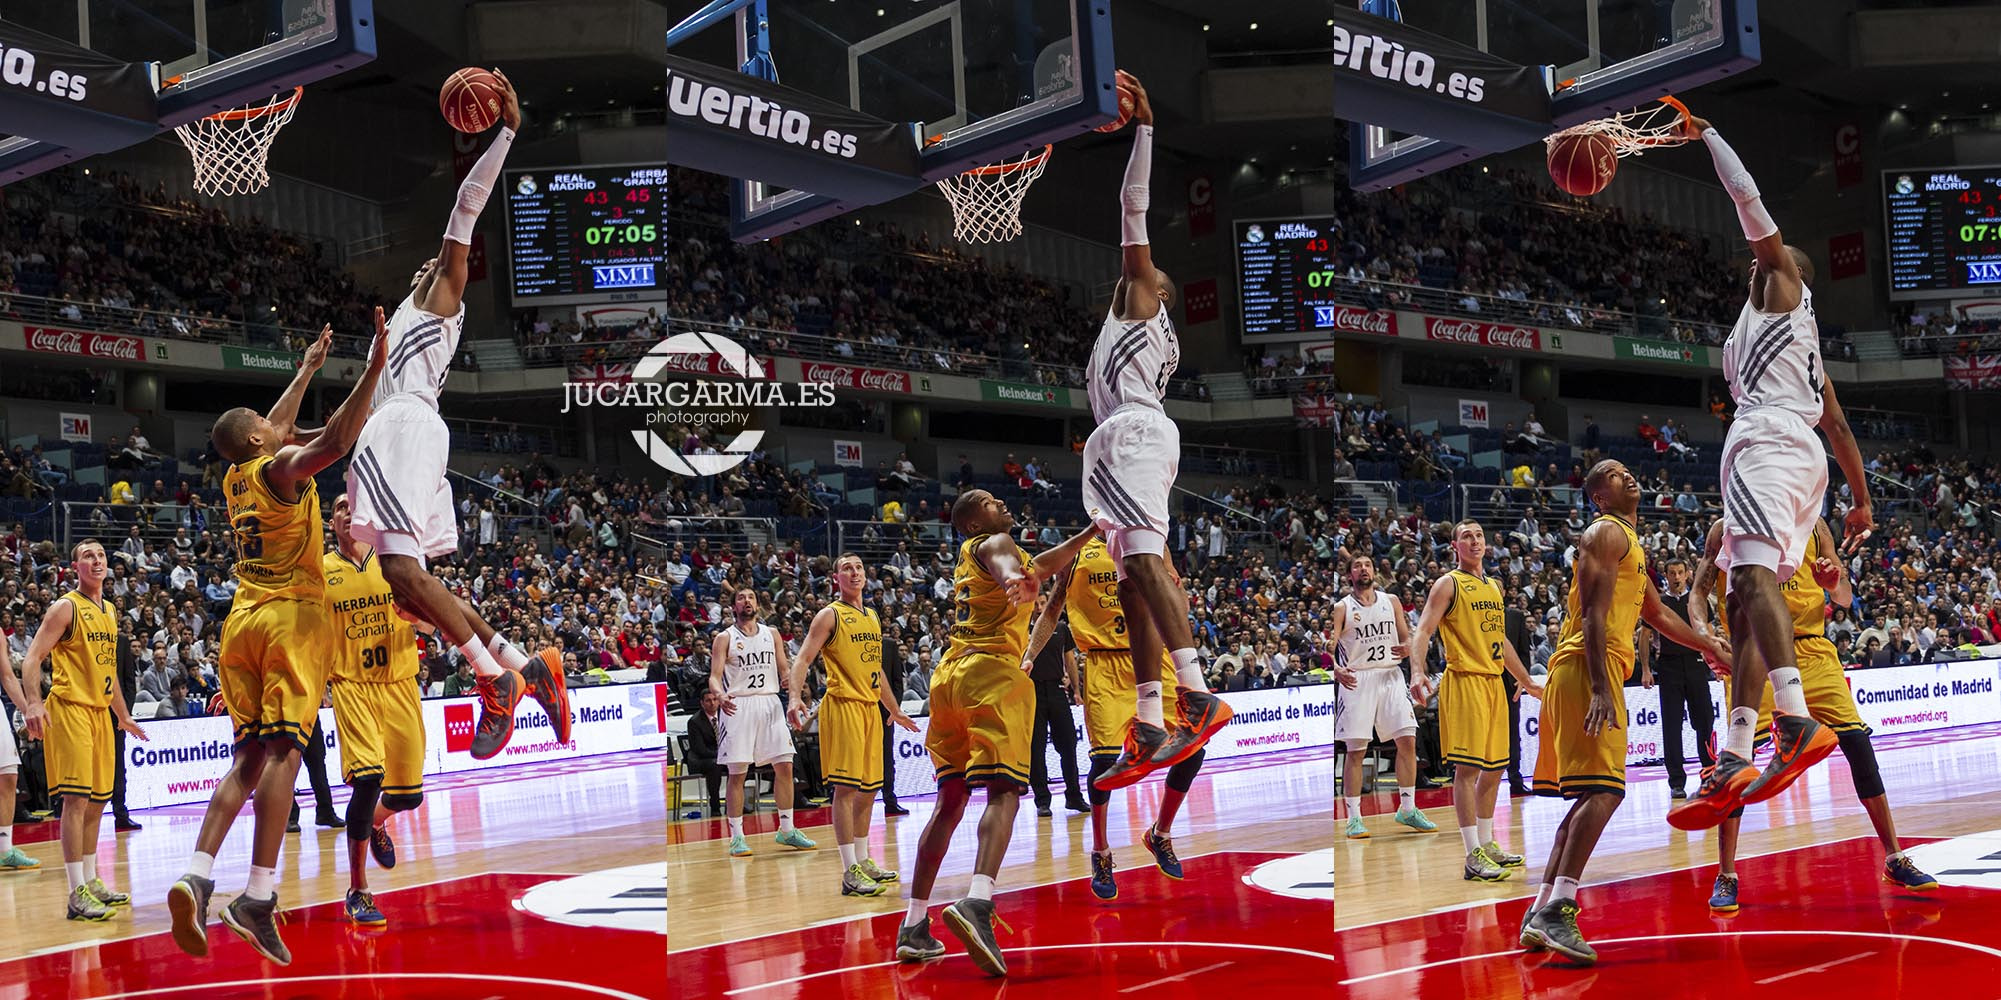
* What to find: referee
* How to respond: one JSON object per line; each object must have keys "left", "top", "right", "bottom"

{"left": 878, "top": 635, "right": 909, "bottom": 816}
{"left": 1027, "top": 600, "right": 1087, "bottom": 817}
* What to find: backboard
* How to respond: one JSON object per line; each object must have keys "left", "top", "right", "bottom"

{"left": 666, "top": 0, "right": 1115, "bottom": 242}
{"left": 1346, "top": 0, "right": 1759, "bottom": 191}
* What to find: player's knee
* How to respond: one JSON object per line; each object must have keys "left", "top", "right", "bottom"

{"left": 383, "top": 791, "right": 423, "bottom": 812}
{"left": 1087, "top": 755, "right": 1114, "bottom": 805}
{"left": 1838, "top": 729, "right": 1884, "bottom": 799}
{"left": 1164, "top": 749, "right": 1204, "bottom": 792}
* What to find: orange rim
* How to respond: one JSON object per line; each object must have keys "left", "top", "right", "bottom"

{"left": 955, "top": 145, "right": 1053, "bottom": 178}
{"left": 203, "top": 86, "right": 303, "bottom": 122}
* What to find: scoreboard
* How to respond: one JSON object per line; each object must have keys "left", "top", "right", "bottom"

{"left": 1236, "top": 217, "right": 1351, "bottom": 336}
{"left": 504, "top": 164, "right": 670, "bottom": 306}
{"left": 1883, "top": 167, "right": 2001, "bottom": 299}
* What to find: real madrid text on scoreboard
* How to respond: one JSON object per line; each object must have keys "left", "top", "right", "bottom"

{"left": 1884, "top": 166, "right": 2001, "bottom": 300}
{"left": 505, "top": 164, "right": 670, "bottom": 306}
{"left": 1236, "top": 216, "right": 1357, "bottom": 337}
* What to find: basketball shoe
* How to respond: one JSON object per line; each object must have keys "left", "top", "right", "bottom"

{"left": 1142, "top": 826, "right": 1183, "bottom": 879}
{"left": 0, "top": 847, "right": 40, "bottom": 871}
{"left": 1519, "top": 904, "right": 1543, "bottom": 951}
{"left": 1666, "top": 752, "right": 1757, "bottom": 831}
{"left": 66, "top": 884, "right": 111, "bottom": 922}
{"left": 469, "top": 669, "right": 525, "bottom": 760}
{"left": 776, "top": 828, "right": 816, "bottom": 850}
{"left": 941, "top": 897, "right": 1011, "bottom": 977}
{"left": 522, "top": 649, "right": 573, "bottom": 744}
{"left": 221, "top": 893, "right": 291, "bottom": 966}
{"left": 168, "top": 875, "right": 214, "bottom": 956}
{"left": 1093, "top": 721, "right": 1172, "bottom": 791}
{"left": 1521, "top": 899, "right": 1596, "bottom": 964}
{"left": 1482, "top": 841, "right": 1526, "bottom": 868}
{"left": 858, "top": 857, "right": 898, "bottom": 883}
{"left": 1344, "top": 816, "right": 1369, "bottom": 839}
{"left": 728, "top": 834, "right": 752, "bottom": 857}
{"left": 1395, "top": 807, "right": 1438, "bottom": 833}
{"left": 1709, "top": 873, "right": 1740, "bottom": 912}
{"left": 369, "top": 825, "right": 397, "bottom": 868}
{"left": 1740, "top": 712, "right": 1838, "bottom": 804}
{"left": 345, "top": 888, "right": 388, "bottom": 927}
{"left": 896, "top": 915, "right": 947, "bottom": 962}
{"left": 1884, "top": 854, "right": 1940, "bottom": 891}
{"left": 1463, "top": 847, "right": 1511, "bottom": 882}
{"left": 1152, "top": 690, "right": 1234, "bottom": 768}
{"left": 1090, "top": 851, "right": 1118, "bottom": 900}
{"left": 841, "top": 864, "right": 887, "bottom": 897}
{"left": 84, "top": 877, "right": 129, "bottom": 906}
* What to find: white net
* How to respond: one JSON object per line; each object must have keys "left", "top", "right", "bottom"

{"left": 173, "top": 87, "right": 302, "bottom": 197}
{"left": 1545, "top": 96, "right": 1692, "bottom": 159}
{"left": 934, "top": 145, "right": 1051, "bottom": 244}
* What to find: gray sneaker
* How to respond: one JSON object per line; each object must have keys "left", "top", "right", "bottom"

{"left": 221, "top": 893, "right": 292, "bottom": 966}
{"left": 168, "top": 875, "right": 215, "bottom": 955}
{"left": 1482, "top": 841, "right": 1526, "bottom": 868}
{"left": 895, "top": 914, "right": 947, "bottom": 962}
{"left": 940, "top": 897, "right": 1010, "bottom": 977}
{"left": 1519, "top": 903, "right": 1544, "bottom": 951}
{"left": 1522, "top": 899, "right": 1597, "bottom": 965}
{"left": 1464, "top": 847, "right": 1512, "bottom": 882}
{"left": 66, "top": 884, "right": 111, "bottom": 922}
{"left": 841, "top": 864, "right": 887, "bottom": 897}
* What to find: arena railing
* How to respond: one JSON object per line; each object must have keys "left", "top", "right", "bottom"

{"left": 628, "top": 520, "right": 784, "bottom": 564}
{"left": 1285, "top": 274, "right": 1736, "bottom": 348}
{"left": 1457, "top": 484, "right": 1725, "bottom": 531}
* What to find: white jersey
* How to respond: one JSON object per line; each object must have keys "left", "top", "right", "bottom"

{"left": 723, "top": 622, "right": 780, "bottom": 697}
{"left": 1721, "top": 284, "right": 1824, "bottom": 425}
{"left": 1336, "top": 591, "right": 1400, "bottom": 671}
{"left": 373, "top": 292, "right": 465, "bottom": 412}
{"left": 1085, "top": 298, "right": 1179, "bottom": 422}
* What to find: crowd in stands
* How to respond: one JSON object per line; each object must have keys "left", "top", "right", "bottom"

{"left": 1893, "top": 303, "right": 2001, "bottom": 358}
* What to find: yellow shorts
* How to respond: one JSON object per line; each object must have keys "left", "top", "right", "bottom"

{"left": 819, "top": 696, "right": 884, "bottom": 793}
{"left": 45, "top": 694, "right": 112, "bottom": 802}
{"left": 220, "top": 598, "right": 331, "bottom": 753}
{"left": 1081, "top": 649, "right": 1179, "bottom": 757}
{"left": 1739, "top": 637, "right": 1868, "bottom": 745}
{"left": 1440, "top": 670, "right": 1509, "bottom": 772}
{"left": 330, "top": 678, "right": 426, "bottom": 795}
{"left": 925, "top": 652, "right": 1034, "bottom": 792}
{"left": 1531, "top": 651, "right": 1632, "bottom": 799}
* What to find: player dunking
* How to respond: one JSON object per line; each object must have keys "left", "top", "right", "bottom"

{"left": 786, "top": 554, "right": 918, "bottom": 896}
{"left": 1688, "top": 517, "right": 1937, "bottom": 911}
{"left": 169, "top": 311, "right": 388, "bottom": 964}
{"left": 0, "top": 642, "right": 41, "bottom": 873}
{"left": 1083, "top": 71, "right": 1231, "bottom": 791}
{"left": 1332, "top": 556, "right": 1435, "bottom": 840}
{"left": 1405, "top": 521, "right": 1542, "bottom": 882}
{"left": 1024, "top": 533, "right": 1204, "bottom": 901}
{"left": 14, "top": 539, "right": 148, "bottom": 919}
{"left": 713, "top": 589, "right": 815, "bottom": 857}
{"left": 1518, "top": 461, "right": 1726, "bottom": 964}
{"left": 324, "top": 493, "right": 435, "bottom": 927}
{"left": 342, "top": 67, "right": 569, "bottom": 761}
{"left": 896, "top": 491, "right": 1095, "bottom": 977}
{"left": 1669, "top": 113, "right": 1874, "bottom": 830}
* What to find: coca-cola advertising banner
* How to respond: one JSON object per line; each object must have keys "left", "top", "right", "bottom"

{"left": 1320, "top": 304, "right": 1397, "bottom": 336}
{"left": 801, "top": 362, "right": 910, "bottom": 394}
{"left": 25, "top": 327, "right": 144, "bottom": 361}
{"left": 1423, "top": 316, "right": 1541, "bottom": 352}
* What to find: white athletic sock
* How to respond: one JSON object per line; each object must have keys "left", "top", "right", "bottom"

{"left": 1551, "top": 875, "right": 1580, "bottom": 903}
{"left": 1398, "top": 787, "right": 1416, "bottom": 811}
{"left": 1726, "top": 707, "right": 1757, "bottom": 758}
{"left": 1136, "top": 682, "right": 1165, "bottom": 728}
{"left": 969, "top": 874, "right": 995, "bottom": 901}
{"left": 83, "top": 855, "right": 96, "bottom": 883}
{"left": 727, "top": 816, "right": 744, "bottom": 838}
{"left": 778, "top": 810, "right": 795, "bottom": 833}
{"left": 1532, "top": 882, "right": 1553, "bottom": 910}
{"left": 65, "top": 861, "right": 84, "bottom": 890}
{"left": 0, "top": 825, "right": 10, "bottom": 852}
{"left": 1460, "top": 825, "right": 1481, "bottom": 853}
{"left": 1344, "top": 796, "right": 1362, "bottom": 820}
{"left": 839, "top": 842, "right": 857, "bottom": 867}
{"left": 459, "top": 638, "right": 504, "bottom": 679}
{"left": 903, "top": 898, "right": 929, "bottom": 928}
{"left": 188, "top": 850, "right": 215, "bottom": 880}
{"left": 1770, "top": 667, "right": 1808, "bottom": 716}
{"left": 1170, "top": 648, "right": 1208, "bottom": 692}
{"left": 487, "top": 632, "right": 533, "bottom": 672}
{"left": 245, "top": 863, "right": 277, "bottom": 902}
{"left": 1477, "top": 817, "right": 1494, "bottom": 846}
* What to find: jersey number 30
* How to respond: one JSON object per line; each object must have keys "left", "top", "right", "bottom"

{"left": 359, "top": 644, "right": 391, "bottom": 669}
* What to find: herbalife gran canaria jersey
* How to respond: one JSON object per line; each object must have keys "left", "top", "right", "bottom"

{"left": 223, "top": 454, "right": 325, "bottom": 607}
{"left": 1438, "top": 570, "right": 1507, "bottom": 675}
{"left": 323, "top": 549, "right": 419, "bottom": 683}
{"left": 1065, "top": 536, "right": 1128, "bottom": 653}
{"left": 821, "top": 599, "right": 883, "bottom": 702}
{"left": 49, "top": 590, "right": 119, "bottom": 707}
{"left": 946, "top": 534, "right": 1037, "bottom": 662}
{"left": 1553, "top": 514, "right": 1648, "bottom": 676}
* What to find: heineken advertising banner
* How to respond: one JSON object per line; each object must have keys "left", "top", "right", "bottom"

{"left": 1614, "top": 337, "right": 1708, "bottom": 367}
{"left": 223, "top": 347, "right": 302, "bottom": 373}
{"left": 980, "top": 380, "right": 1070, "bottom": 407}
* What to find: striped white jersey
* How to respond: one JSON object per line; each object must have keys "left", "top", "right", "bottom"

{"left": 1335, "top": 591, "right": 1401, "bottom": 671}
{"left": 723, "top": 622, "right": 780, "bottom": 697}
{"left": 1085, "top": 298, "right": 1179, "bottom": 422}
{"left": 1721, "top": 284, "right": 1824, "bottom": 425}
{"left": 372, "top": 292, "right": 464, "bottom": 412}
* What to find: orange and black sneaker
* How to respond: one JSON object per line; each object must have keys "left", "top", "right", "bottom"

{"left": 522, "top": 648, "right": 573, "bottom": 744}
{"left": 470, "top": 669, "right": 525, "bottom": 760}
{"left": 1741, "top": 712, "right": 1837, "bottom": 804}
{"left": 1148, "top": 690, "right": 1235, "bottom": 770}
{"left": 1666, "top": 751, "right": 1758, "bottom": 831}
{"left": 1095, "top": 722, "right": 1170, "bottom": 791}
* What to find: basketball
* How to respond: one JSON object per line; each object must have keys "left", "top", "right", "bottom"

{"left": 439, "top": 67, "right": 504, "bottom": 133}
{"left": 1095, "top": 80, "right": 1137, "bottom": 133}
{"left": 1547, "top": 131, "right": 1617, "bottom": 196}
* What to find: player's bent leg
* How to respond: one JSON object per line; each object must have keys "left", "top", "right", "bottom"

{"left": 1143, "top": 749, "right": 1203, "bottom": 880}
{"left": 1837, "top": 729, "right": 1939, "bottom": 890}
{"left": 1711, "top": 810, "right": 1744, "bottom": 912}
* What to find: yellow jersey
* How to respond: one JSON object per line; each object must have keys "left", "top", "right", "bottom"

{"left": 49, "top": 590, "right": 119, "bottom": 708}
{"left": 223, "top": 455, "right": 325, "bottom": 607}
{"left": 323, "top": 549, "right": 419, "bottom": 684}
{"left": 1717, "top": 529, "right": 1827, "bottom": 640}
{"left": 1552, "top": 514, "right": 1648, "bottom": 678}
{"left": 946, "top": 534, "right": 1037, "bottom": 662}
{"left": 1438, "top": 570, "right": 1507, "bottom": 675}
{"left": 822, "top": 599, "right": 883, "bottom": 702}
{"left": 1065, "top": 536, "right": 1127, "bottom": 653}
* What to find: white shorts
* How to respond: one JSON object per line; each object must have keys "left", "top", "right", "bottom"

{"left": 347, "top": 396, "right": 459, "bottom": 561}
{"left": 1335, "top": 668, "right": 1417, "bottom": 744}
{"left": 718, "top": 695, "right": 795, "bottom": 768}
{"left": 0, "top": 715, "right": 17, "bottom": 775}
{"left": 1718, "top": 408, "right": 1827, "bottom": 582}
{"left": 1082, "top": 405, "right": 1178, "bottom": 568}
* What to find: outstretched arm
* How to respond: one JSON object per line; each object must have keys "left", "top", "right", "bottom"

{"left": 1023, "top": 569, "right": 1073, "bottom": 664}
{"left": 1686, "top": 113, "right": 1801, "bottom": 311}
{"left": 422, "top": 69, "right": 521, "bottom": 316}
{"left": 1115, "top": 70, "right": 1164, "bottom": 321}
{"left": 1818, "top": 379, "right": 1874, "bottom": 552}
{"left": 268, "top": 306, "right": 390, "bottom": 485}
{"left": 265, "top": 325, "right": 333, "bottom": 442}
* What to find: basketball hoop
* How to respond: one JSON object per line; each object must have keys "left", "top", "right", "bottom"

{"left": 935, "top": 145, "right": 1051, "bottom": 244}
{"left": 1545, "top": 95, "right": 1693, "bottom": 159}
{"left": 174, "top": 87, "right": 302, "bottom": 197}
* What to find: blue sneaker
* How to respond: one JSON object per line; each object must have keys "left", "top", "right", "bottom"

{"left": 1884, "top": 855, "right": 1939, "bottom": 892}
{"left": 775, "top": 828, "right": 817, "bottom": 851}
{"left": 1709, "top": 873, "right": 1739, "bottom": 912}
{"left": 345, "top": 888, "right": 387, "bottom": 927}
{"left": 1344, "top": 816, "right": 1370, "bottom": 839}
{"left": 1090, "top": 851, "right": 1117, "bottom": 900}
{"left": 1142, "top": 827, "right": 1183, "bottom": 880}
{"left": 369, "top": 826, "right": 396, "bottom": 870}
{"left": 728, "top": 834, "right": 752, "bottom": 857}
{"left": 1395, "top": 807, "right": 1438, "bottom": 833}
{"left": 0, "top": 847, "right": 40, "bottom": 872}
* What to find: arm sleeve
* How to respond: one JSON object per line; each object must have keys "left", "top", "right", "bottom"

{"left": 445, "top": 127, "right": 516, "bottom": 244}
{"left": 1120, "top": 125, "right": 1153, "bottom": 247}
{"left": 1701, "top": 128, "right": 1778, "bottom": 242}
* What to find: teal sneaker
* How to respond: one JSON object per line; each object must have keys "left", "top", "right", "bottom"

{"left": 728, "top": 834, "right": 752, "bottom": 857}
{"left": 1344, "top": 815, "right": 1370, "bottom": 840}
{"left": 1395, "top": 807, "right": 1439, "bottom": 833}
{"left": 775, "top": 828, "right": 817, "bottom": 851}
{"left": 0, "top": 847, "right": 40, "bottom": 872}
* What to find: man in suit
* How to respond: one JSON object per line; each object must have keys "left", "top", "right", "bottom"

{"left": 687, "top": 689, "right": 725, "bottom": 815}
{"left": 1503, "top": 604, "right": 1532, "bottom": 796}
{"left": 878, "top": 634, "right": 910, "bottom": 816}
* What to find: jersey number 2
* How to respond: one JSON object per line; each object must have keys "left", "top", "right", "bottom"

{"left": 1490, "top": 642, "right": 1503, "bottom": 662}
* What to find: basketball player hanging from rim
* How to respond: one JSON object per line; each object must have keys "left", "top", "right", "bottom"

{"left": 341, "top": 67, "right": 571, "bottom": 761}
{"left": 1084, "top": 70, "right": 1232, "bottom": 792}
{"left": 1667, "top": 112, "right": 1875, "bottom": 831}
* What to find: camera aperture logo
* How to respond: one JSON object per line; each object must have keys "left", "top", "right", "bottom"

{"left": 560, "top": 332, "right": 835, "bottom": 476}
